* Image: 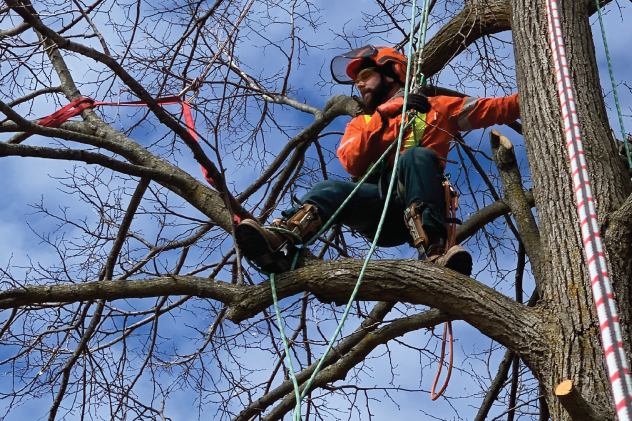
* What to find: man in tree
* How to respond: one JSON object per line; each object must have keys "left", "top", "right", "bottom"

{"left": 235, "top": 45, "right": 520, "bottom": 277}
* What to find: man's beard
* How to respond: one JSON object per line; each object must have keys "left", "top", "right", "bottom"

{"left": 364, "top": 76, "right": 394, "bottom": 112}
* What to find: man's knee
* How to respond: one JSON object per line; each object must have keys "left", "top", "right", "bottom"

{"left": 308, "top": 180, "right": 352, "bottom": 199}
{"left": 399, "top": 147, "right": 438, "bottom": 168}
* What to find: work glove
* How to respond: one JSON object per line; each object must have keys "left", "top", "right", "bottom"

{"left": 406, "top": 92, "right": 431, "bottom": 114}
{"left": 376, "top": 98, "right": 404, "bottom": 118}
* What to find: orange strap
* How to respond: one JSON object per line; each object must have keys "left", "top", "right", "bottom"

{"left": 430, "top": 321, "right": 453, "bottom": 400}
{"left": 430, "top": 180, "right": 459, "bottom": 401}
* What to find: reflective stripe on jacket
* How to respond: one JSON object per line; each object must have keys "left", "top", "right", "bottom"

{"left": 336, "top": 93, "right": 520, "bottom": 177}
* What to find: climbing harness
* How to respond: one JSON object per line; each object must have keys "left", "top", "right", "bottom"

{"left": 545, "top": 1, "right": 632, "bottom": 419}
{"left": 593, "top": 0, "right": 631, "bottom": 169}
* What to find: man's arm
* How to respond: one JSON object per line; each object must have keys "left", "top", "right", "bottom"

{"left": 450, "top": 93, "right": 520, "bottom": 131}
{"left": 337, "top": 98, "right": 405, "bottom": 177}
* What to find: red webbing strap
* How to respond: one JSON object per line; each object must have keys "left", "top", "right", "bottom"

{"left": 34, "top": 96, "right": 217, "bottom": 189}
{"left": 180, "top": 100, "right": 216, "bottom": 189}
{"left": 37, "top": 97, "right": 96, "bottom": 128}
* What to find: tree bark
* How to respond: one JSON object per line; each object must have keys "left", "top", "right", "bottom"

{"left": 510, "top": 0, "right": 629, "bottom": 419}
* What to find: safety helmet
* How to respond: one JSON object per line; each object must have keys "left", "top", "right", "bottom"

{"left": 330, "top": 45, "right": 408, "bottom": 85}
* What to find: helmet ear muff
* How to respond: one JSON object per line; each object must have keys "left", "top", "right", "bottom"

{"left": 376, "top": 63, "right": 403, "bottom": 84}
{"left": 392, "top": 62, "right": 407, "bottom": 84}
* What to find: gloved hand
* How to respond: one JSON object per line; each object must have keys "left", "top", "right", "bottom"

{"left": 376, "top": 98, "right": 403, "bottom": 118}
{"left": 406, "top": 93, "right": 431, "bottom": 114}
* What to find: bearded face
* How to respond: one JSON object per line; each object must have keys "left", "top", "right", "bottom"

{"left": 356, "top": 71, "right": 399, "bottom": 113}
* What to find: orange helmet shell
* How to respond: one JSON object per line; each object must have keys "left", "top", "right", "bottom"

{"left": 331, "top": 45, "right": 408, "bottom": 85}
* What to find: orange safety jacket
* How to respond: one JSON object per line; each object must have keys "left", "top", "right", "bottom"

{"left": 336, "top": 93, "right": 520, "bottom": 177}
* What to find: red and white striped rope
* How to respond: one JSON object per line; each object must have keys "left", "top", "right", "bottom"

{"left": 545, "top": 1, "right": 632, "bottom": 418}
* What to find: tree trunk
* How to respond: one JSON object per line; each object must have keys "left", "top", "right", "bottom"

{"left": 510, "top": 0, "right": 632, "bottom": 419}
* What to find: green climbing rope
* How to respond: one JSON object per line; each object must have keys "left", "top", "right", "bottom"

{"left": 413, "top": 0, "right": 432, "bottom": 90}
{"left": 265, "top": 122, "right": 408, "bottom": 418}
{"left": 594, "top": 0, "right": 632, "bottom": 168}
{"left": 265, "top": 1, "right": 433, "bottom": 419}
{"left": 266, "top": 117, "right": 417, "bottom": 421}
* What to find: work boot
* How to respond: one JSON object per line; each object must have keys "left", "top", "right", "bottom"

{"left": 404, "top": 203, "right": 473, "bottom": 276}
{"left": 236, "top": 204, "right": 322, "bottom": 274}
{"left": 427, "top": 244, "right": 473, "bottom": 277}
{"left": 235, "top": 218, "right": 294, "bottom": 273}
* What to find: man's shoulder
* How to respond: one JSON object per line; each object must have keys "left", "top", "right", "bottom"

{"left": 347, "top": 113, "right": 371, "bottom": 127}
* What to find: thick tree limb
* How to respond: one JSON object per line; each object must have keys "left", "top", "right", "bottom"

{"left": 0, "top": 276, "right": 242, "bottom": 310}
{"left": 0, "top": 259, "right": 542, "bottom": 353}
{"left": 227, "top": 260, "right": 542, "bottom": 353}
{"left": 421, "top": 0, "right": 511, "bottom": 79}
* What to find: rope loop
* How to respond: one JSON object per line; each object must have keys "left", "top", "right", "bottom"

{"left": 430, "top": 321, "right": 453, "bottom": 400}
{"left": 266, "top": 226, "right": 304, "bottom": 244}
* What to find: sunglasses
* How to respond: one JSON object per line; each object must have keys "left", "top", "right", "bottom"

{"left": 355, "top": 67, "right": 377, "bottom": 85}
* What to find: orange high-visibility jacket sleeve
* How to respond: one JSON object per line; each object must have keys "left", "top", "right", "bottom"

{"left": 336, "top": 94, "right": 519, "bottom": 176}
{"left": 337, "top": 98, "right": 404, "bottom": 177}
{"left": 450, "top": 93, "right": 520, "bottom": 132}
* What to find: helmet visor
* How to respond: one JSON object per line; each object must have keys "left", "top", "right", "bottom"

{"left": 330, "top": 45, "right": 378, "bottom": 84}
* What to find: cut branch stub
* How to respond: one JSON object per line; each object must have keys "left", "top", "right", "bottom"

{"left": 555, "top": 380, "right": 613, "bottom": 421}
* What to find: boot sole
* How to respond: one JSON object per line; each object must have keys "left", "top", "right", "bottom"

{"left": 443, "top": 249, "right": 473, "bottom": 277}
{"left": 235, "top": 222, "right": 292, "bottom": 273}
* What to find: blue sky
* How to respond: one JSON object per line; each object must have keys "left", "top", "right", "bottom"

{"left": 1, "top": 1, "right": 631, "bottom": 420}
